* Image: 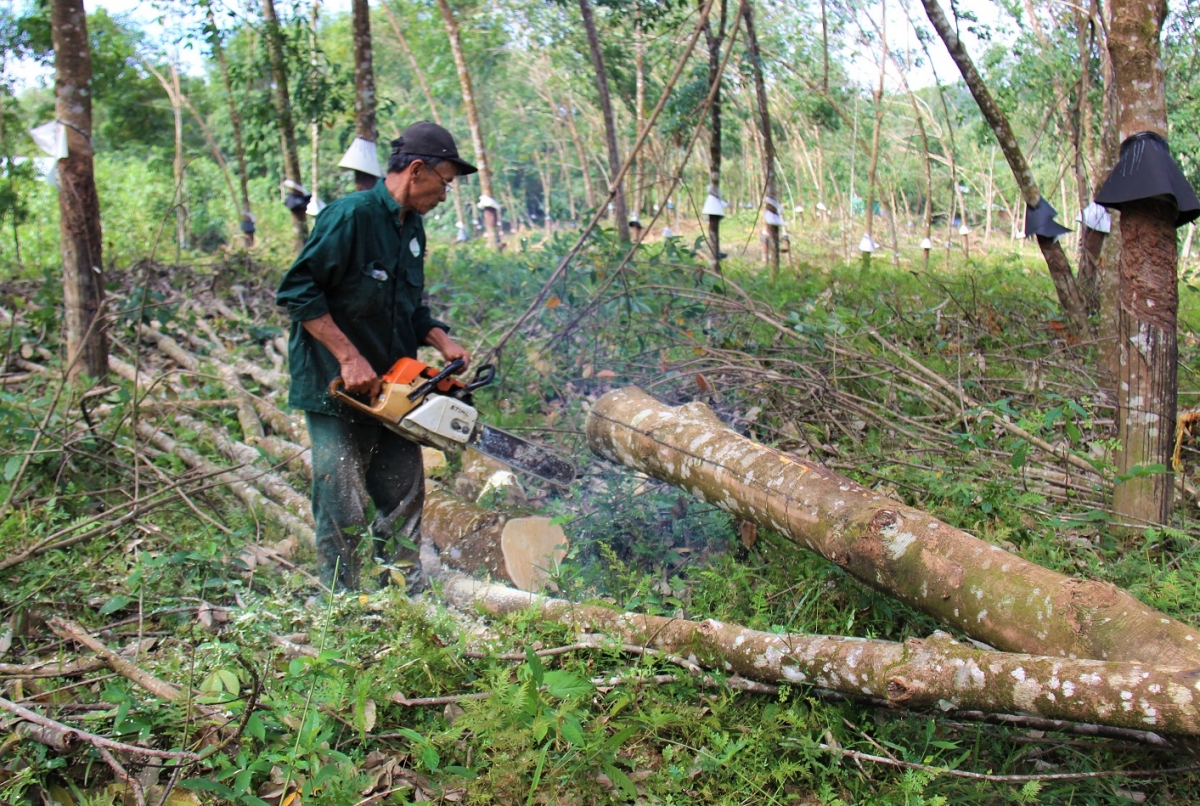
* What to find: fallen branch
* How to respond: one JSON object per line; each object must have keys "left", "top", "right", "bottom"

{"left": 0, "top": 696, "right": 199, "bottom": 760}
{"left": 585, "top": 387, "right": 1200, "bottom": 668}
{"left": 48, "top": 618, "right": 181, "bottom": 702}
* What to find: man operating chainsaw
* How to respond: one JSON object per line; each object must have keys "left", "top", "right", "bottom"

{"left": 276, "top": 121, "right": 474, "bottom": 591}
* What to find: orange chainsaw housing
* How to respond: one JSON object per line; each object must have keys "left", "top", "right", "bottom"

{"left": 381, "top": 357, "right": 466, "bottom": 394}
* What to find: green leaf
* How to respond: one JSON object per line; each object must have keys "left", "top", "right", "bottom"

{"left": 177, "top": 779, "right": 236, "bottom": 798}
{"left": 3, "top": 455, "right": 21, "bottom": 482}
{"left": 560, "top": 712, "right": 585, "bottom": 745}
{"left": 525, "top": 646, "right": 545, "bottom": 686}
{"left": 602, "top": 762, "right": 638, "bottom": 800}
{"left": 421, "top": 744, "right": 441, "bottom": 772}
{"left": 217, "top": 669, "right": 240, "bottom": 696}
{"left": 233, "top": 768, "right": 254, "bottom": 795}
{"left": 98, "top": 595, "right": 133, "bottom": 616}
{"left": 543, "top": 670, "right": 591, "bottom": 700}
{"left": 1010, "top": 442, "right": 1028, "bottom": 470}
{"left": 246, "top": 713, "right": 265, "bottom": 742}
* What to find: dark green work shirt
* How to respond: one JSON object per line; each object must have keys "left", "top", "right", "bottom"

{"left": 275, "top": 181, "right": 450, "bottom": 417}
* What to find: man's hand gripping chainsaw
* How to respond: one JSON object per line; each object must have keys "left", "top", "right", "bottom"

{"left": 329, "top": 357, "right": 576, "bottom": 486}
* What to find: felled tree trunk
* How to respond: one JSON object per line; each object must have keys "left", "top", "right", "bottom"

{"left": 423, "top": 486, "right": 566, "bottom": 592}
{"left": 442, "top": 574, "right": 1200, "bottom": 735}
{"left": 585, "top": 387, "right": 1200, "bottom": 668}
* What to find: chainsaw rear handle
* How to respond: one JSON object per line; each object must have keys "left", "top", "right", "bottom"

{"left": 328, "top": 377, "right": 383, "bottom": 415}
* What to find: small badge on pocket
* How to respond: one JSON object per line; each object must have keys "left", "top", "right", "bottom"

{"left": 370, "top": 269, "right": 388, "bottom": 281}
{"left": 409, "top": 238, "right": 421, "bottom": 257}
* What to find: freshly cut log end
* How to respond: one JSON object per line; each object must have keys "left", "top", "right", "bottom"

{"left": 585, "top": 386, "right": 1200, "bottom": 668}
{"left": 423, "top": 487, "right": 568, "bottom": 592}
{"left": 500, "top": 517, "right": 567, "bottom": 592}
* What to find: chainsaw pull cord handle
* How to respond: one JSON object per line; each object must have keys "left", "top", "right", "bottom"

{"left": 464, "top": 363, "right": 496, "bottom": 393}
{"left": 407, "top": 357, "right": 466, "bottom": 403}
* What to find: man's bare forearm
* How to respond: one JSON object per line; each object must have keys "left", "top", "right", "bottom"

{"left": 424, "top": 327, "right": 471, "bottom": 371}
{"left": 302, "top": 314, "right": 378, "bottom": 395}
{"left": 302, "top": 314, "right": 360, "bottom": 363}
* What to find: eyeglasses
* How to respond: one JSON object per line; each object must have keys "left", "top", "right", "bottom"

{"left": 432, "top": 165, "right": 457, "bottom": 190}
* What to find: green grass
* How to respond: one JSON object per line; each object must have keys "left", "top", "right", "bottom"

{"left": 2, "top": 229, "right": 1200, "bottom": 803}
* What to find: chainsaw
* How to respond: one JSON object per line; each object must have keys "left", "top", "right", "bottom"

{"left": 329, "top": 357, "right": 576, "bottom": 486}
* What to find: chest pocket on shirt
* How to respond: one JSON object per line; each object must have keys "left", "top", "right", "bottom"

{"left": 401, "top": 244, "right": 425, "bottom": 288}
{"left": 348, "top": 260, "right": 391, "bottom": 317}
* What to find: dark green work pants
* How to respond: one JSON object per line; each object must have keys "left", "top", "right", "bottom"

{"left": 305, "top": 411, "right": 424, "bottom": 590}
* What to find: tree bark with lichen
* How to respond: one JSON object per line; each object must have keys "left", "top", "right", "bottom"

{"left": 443, "top": 575, "right": 1200, "bottom": 735}
{"left": 585, "top": 387, "right": 1200, "bottom": 668}
{"left": 1107, "top": 0, "right": 1177, "bottom": 530}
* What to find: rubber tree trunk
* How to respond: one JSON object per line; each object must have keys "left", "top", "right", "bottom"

{"left": 564, "top": 89, "right": 596, "bottom": 212}
{"left": 585, "top": 387, "right": 1200, "bottom": 668}
{"left": 435, "top": 0, "right": 499, "bottom": 246}
{"left": 424, "top": 486, "right": 567, "bottom": 592}
{"left": 578, "top": 0, "right": 630, "bottom": 243}
{"left": 921, "top": 0, "right": 1089, "bottom": 338}
{"left": 351, "top": 0, "right": 378, "bottom": 192}
{"left": 52, "top": 0, "right": 108, "bottom": 382}
{"left": 863, "top": 4, "right": 886, "bottom": 269}
{"left": 208, "top": 8, "right": 254, "bottom": 247}
{"left": 170, "top": 63, "right": 186, "bottom": 260}
{"left": 705, "top": 0, "right": 727, "bottom": 272}
{"left": 445, "top": 576, "right": 1200, "bottom": 735}
{"left": 743, "top": 0, "right": 779, "bottom": 274}
{"left": 1108, "top": 0, "right": 1178, "bottom": 530}
{"left": 633, "top": 13, "right": 645, "bottom": 220}
{"left": 382, "top": 3, "right": 469, "bottom": 237}
{"left": 261, "top": 0, "right": 308, "bottom": 251}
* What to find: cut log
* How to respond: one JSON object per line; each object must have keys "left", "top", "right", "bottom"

{"left": 135, "top": 421, "right": 314, "bottom": 549}
{"left": 423, "top": 486, "right": 566, "bottom": 592}
{"left": 441, "top": 573, "right": 1200, "bottom": 736}
{"left": 171, "top": 413, "right": 312, "bottom": 525}
{"left": 585, "top": 387, "right": 1200, "bottom": 668}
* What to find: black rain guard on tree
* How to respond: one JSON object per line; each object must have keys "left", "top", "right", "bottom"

{"left": 1024, "top": 198, "right": 1072, "bottom": 240}
{"left": 1095, "top": 131, "right": 1200, "bottom": 227}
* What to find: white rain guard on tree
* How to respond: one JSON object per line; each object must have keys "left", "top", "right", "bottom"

{"left": 306, "top": 195, "right": 326, "bottom": 217}
{"left": 764, "top": 210, "right": 785, "bottom": 227}
{"left": 701, "top": 194, "right": 726, "bottom": 217}
{"left": 859, "top": 234, "right": 877, "bottom": 253}
{"left": 478, "top": 194, "right": 500, "bottom": 210}
{"left": 1077, "top": 201, "right": 1112, "bottom": 233}
{"left": 337, "top": 137, "right": 382, "bottom": 177}
{"left": 958, "top": 223, "right": 972, "bottom": 236}
{"left": 816, "top": 202, "right": 828, "bottom": 212}
{"left": 30, "top": 121, "right": 68, "bottom": 160}
{"left": 920, "top": 237, "right": 934, "bottom": 250}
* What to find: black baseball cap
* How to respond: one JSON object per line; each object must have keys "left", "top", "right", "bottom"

{"left": 390, "top": 121, "right": 479, "bottom": 176}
